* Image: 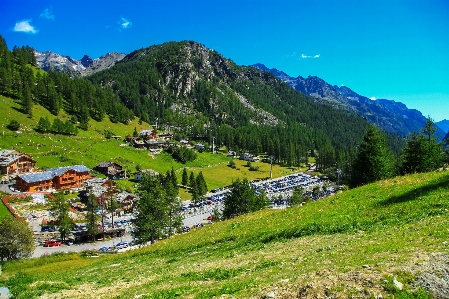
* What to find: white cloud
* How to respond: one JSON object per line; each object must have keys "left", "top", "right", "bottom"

{"left": 120, "top": 17, "right": 132, "bottom": 29}
{"left": 13, "top": 20, "right": 38, "bottom": 34}
{"left": 301, "top": 54, "right": 320, "bottom": 59}
{"left": 40, "top": 8, "right": 54, "bottom": 20}
{"left": 369, "top": 97, "right": 377, "bottom": 101}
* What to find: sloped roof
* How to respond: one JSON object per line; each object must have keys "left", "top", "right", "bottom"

{"left": 0, "top": 150, "right": 16, "bottom": 158}
{"left": 95, "top": 161, "right": 113, "bottom": 168}
{"left": 0, "top": 150, "right": 33, "bottom": 167}
{"left": 18, "top": 171, "right": 54, "bottom": 183}
{"left": 18, "top": 165, "right": 90, "bottom": 183}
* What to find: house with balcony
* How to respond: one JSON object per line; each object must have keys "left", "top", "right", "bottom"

{"left": 15, "top": 165, "right": 90, "bottom": 192}
{"left": 0, "top": 150, "right": 36, "bottom": 177}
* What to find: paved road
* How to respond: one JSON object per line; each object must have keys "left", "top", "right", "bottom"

{"left": 32, "top": 235, "right": 135, "bottom": 258}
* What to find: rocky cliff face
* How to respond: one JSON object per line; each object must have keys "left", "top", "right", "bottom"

{"left": 252, "top": 64, "right": 446, "bottom": 139}
{"left": 35, "top": 51, "right": 125, "bottom": 77}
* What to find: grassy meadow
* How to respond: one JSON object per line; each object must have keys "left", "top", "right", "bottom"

{"left": 1, "top": 170, "right": 448, "bottom": 298}
{"left": 0, "top": 95, "right": 303, "bottom": 200}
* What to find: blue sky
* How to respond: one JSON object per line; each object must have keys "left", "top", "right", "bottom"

{"left": 1, "top": 0, "right": 448, "bottom": 122}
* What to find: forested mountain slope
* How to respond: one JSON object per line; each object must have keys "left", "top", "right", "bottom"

{"left": 86, "top": 41, "right": 388, "bottom": 156}
{"left": 252, "top": 63, "right": 446, "bottom": 139}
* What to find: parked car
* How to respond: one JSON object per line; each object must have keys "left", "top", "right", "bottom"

{"left": 41, "top": 225, "right": 55, "bottom": 232}
{"left": 44, "top": 240, "right": 62, "bottom": 247}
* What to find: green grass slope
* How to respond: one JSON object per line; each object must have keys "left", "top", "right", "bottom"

{"left": 0, "top": 95, "right": 296, "bottom": 196}
{"left": 1, "top": 171, "right": 449, "bottom": 298}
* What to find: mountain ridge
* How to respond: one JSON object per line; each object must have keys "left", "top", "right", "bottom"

{"left": 35, "top": 50, "right": 126, "bottom": 77}
{"left": 251, "top": 63, "right": 446, "bottom": 139}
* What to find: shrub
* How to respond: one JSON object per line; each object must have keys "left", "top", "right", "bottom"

{"left": 7, "top": 120, "right": 20, "bottom": 131}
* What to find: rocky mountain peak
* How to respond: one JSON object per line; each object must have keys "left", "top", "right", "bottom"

{"left": 80, "top": 55, "right": 94, "bottom": 67}
{"left": 35, "top": 51, "right": 125, "bottom": 77}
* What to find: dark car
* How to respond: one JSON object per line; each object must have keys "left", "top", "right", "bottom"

{"left": 41, "top": 225, "right": 55, "bottom": 232}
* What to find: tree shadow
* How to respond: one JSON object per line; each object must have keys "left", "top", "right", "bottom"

{"left": 378, "top": 173, "right": 449, "bottom": 206}
{"left": 10, "top": 105, "right": 27, "bottom": 114}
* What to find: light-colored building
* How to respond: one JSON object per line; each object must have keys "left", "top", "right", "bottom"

{"left": 0, "top": 150, "right": 36, "bottom": 177}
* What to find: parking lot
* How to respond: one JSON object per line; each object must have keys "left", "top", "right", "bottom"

{"left": 26, "top": 171, "right": 335, "bottom": 258}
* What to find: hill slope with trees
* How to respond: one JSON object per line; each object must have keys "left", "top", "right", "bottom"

{"left": 1, "top": 170, "right": 449, "bottom": 298}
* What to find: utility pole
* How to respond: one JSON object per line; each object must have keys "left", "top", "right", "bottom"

{"left": 155, "top": 117, "right": 158, "bottom": 130}
{"left": 270, "top": 155, "right": 274, "bottom": 178}
{"left": 212, "top": 136, "right": 215, "bottom": 154}
{"left": 336, "top": 169, "right": 342, "bottom": 186}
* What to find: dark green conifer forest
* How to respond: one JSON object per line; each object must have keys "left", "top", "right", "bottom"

{"left": 6, "top": 36, "right": 445, "bottom": 187}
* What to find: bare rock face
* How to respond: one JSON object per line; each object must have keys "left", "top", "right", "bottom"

{"left": 35, "top": 51, "right": 125, "bottom": 77}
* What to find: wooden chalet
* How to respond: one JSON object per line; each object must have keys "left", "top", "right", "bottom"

{"left": 0, "top": 150, "right": 36, "bottom": 177}
{"left": 15, "top": 165, "right": 90, "bottom": 192}
{"left": 139, "top": 129, "right": 158, "bottom": 140}
{"left": 94, "top": 162, "right": 126, "bottom": 180}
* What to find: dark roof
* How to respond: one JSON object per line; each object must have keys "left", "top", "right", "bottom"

{"left": 96, "top": 162, "right": 113, "bottom": 168}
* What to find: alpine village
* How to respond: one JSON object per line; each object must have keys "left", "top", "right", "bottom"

{"left": 1, "top": 36, "right": 449, "bottom": 299}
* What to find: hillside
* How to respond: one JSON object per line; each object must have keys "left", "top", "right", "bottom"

{"left": 0, "top": 95, "right": 301, "bottom": 194}
{"left": 1, "top": 37, "right": 387, "bottom": 171}
{"left": 251, "top": 63, "right": 446, "bottom": 139}
{"left": 85, "top": 41, "right": 373, "bottom": 153}
{"left": 1, "top": 171, "right": 449, "bottom": 298}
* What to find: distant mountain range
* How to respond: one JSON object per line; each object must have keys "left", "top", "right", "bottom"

{"left": 435, "top": 119, "right": 449, "bottom": 135}
{"left": 33, "top": 47, "right": 445, "bottom": 140}
{"left": 251, "top": 63, "right": 446, "bottom": 139}
{"left": 35, "top": 51, "right": 125, "bottom": 77}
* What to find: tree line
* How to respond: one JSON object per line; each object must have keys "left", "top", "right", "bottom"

{"left": 0, "top": 35, "right": 134, "bottom": 130}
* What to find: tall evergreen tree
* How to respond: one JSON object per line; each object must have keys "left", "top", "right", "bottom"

{"left": 86, "top": 191, "right": 99, "bottom": 241}
{"left": 49, "top": 192, "right": 74, "bottom": 242}
{"left": 0, "top": 35, "right": 12, "bottom": 96}
{"left": 401, "top": 118, "right": 442, "bottom": 173}
{"left": 181, "top": 168, "right": 188, "bottom": 186}
{"left": 351, "top": 125, "right": 395, "bottom": 187}
{"left": 132, "top": 174, "right": 175, "bottom": 244}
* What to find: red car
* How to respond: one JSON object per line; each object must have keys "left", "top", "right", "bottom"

{"left": 44, "top": 240, "right": 62, "bottom": 247}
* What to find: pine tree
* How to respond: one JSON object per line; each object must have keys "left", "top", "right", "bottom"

{"left": 0, "top": 35, "right": 12, "bottom": 96}
{"left": 86, "top": 191, "right": 99, "bottom": 241}
{"left": 401, "top": 118, "right": 442, "bottom": 173}
{"left": 351, "top": 125, "right": 395, "bottom": 187}
{"left": 132, "top": 174, "right": 170, "bottom": 244}
{"left": 195, "top": 171, "right": 208, "bottom": 197}
{"left": 181, "top": 168, "right": 188, "bottom": 186}
{"left": 170, "top": 167, "right": 179, "bottom": 196}
{"left": 49, "top": 192, "right": 74, "bottom": 242}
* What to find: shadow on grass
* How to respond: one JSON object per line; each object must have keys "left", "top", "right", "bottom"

{"left": 379, "top": 173, "right": 449, "bottom": 206}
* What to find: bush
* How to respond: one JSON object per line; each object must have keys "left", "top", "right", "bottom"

{"left": 7, "top": 120, "right": 20, "bottom": 131}
{"left": 165, "top": 146, "right": 197, "bottom": 163}
{"left": 249, "top": 165, "right": 260, "bottom": 171}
